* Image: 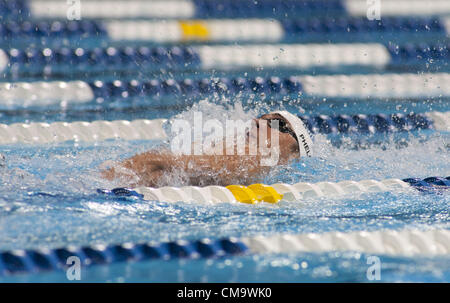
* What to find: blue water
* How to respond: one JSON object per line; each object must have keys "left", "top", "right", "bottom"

{"left": 0, "top": 102, "right": 448, "bottom": 282}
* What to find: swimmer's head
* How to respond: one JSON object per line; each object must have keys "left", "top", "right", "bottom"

{"left": 253, "top": 111, "right": 313, "bottom": 159}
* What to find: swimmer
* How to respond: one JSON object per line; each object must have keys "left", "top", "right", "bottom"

{"left": 102, "top": 111, "right": 313, "bottom": 187}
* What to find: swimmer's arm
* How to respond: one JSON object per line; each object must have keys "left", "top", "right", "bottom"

{"left": 101, "top": 150, "right": 176, "bottom": 186}
{"left": 102, "top": 150, "right": 268, "bottom": 187}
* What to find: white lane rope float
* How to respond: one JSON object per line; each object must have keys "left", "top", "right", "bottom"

{"left": 196, "top": 43, "right": 391, "bottom": 69}
{"left": 297, "top": 73, "right": 450, "bottom": 99}
{"left": 242, "top": 228, "right": 450, "bottom": 257}
{"left": 0, "top": 119, "right": 167, "bottom": 144}
{"left": 0, "top": 81, "right": 94, "bottom": 107}
{"left": 28, "top": 0, "right": 196, "bottom": 19}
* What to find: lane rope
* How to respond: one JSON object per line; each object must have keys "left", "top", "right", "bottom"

{"left": 101, "top": 17, "right": 450, "bottom": 43}
{"left": 1, "top": 228, "right": 448, "bottom": 276}
{"left": 2, "top": 74, "right": 450, "bottom": 108}
{"left": 0, "top": 119, "right": 167, "bottom": 144}
{"left": 25, "top": 0, "right": 450, "bottom": 19}
{"left": 28, "top": 0, "right": 195, "bottom": 19}
{"left": 242, "top": 228, "right": 450, "bottom": 256}
{"left": 100, "top": 176, "right": 450, "bottom": 204}
{"left": 0, "top": 111, "right": 448, "bottom": 145}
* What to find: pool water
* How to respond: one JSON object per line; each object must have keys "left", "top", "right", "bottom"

{"left": 0, "top": 101, "right": 448, "bottom": 282}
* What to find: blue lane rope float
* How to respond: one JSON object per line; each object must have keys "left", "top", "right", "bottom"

{"left": 1, "top": 45, "right": 201, "bottom": 76}
{"left": 402, "top": 177, "right": 450, "bottom": 193}
{"left": 0, "top": 20, "right": 108, "bottom": 43}
{"left": 299, "top": 113, "right": 435, "bottom": 134}
{"left": 0, "top": 112, "right": 448, "bottom": 145}
{"left": 1, "top": 228, "right": 449, "bottom": 276}
{"left": 3, "top": 43, "right": 450, "bottom": 78}
{"left": 0, "top": 238, "right": 248, "bottom": 276}
{"left": 0, "top": 0, "right": 28, "bottom": 20}
{"left": 87, "top": 76, "right": 304, "bottom": 99}
{"left": 388, "top": 43, "right": 450, "bottom": 71}
{"left": 193, "top": 0, "right": 346, "bottom": 18}
{"left": 281, "top": 16, "right": 448, "bottom": 40}
{"left": 4, "top": 43, "right": 450, "bottom": 76}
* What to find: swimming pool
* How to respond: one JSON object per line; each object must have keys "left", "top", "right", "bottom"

{"left": 0, "top": 0, "right": 449, "bottom": 283}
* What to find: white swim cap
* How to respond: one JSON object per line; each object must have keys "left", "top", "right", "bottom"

{"left": 269, "top": 111, "right": 313, "bottom": 157}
